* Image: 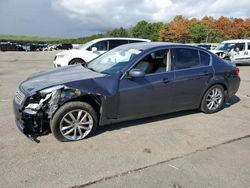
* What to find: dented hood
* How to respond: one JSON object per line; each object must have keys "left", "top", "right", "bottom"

{"left": 20, "top": 64, "right": 106, "bottom": 93}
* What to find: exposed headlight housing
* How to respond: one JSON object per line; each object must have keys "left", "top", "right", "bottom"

{"left": 39, "top": 85, "right": 64, "bottom": 95}
{"left": 25, "top": 86, "right": 64, "bottom": 112}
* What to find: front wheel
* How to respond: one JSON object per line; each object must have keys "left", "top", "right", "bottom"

{"left": 69, "top": 59, "right": 85, "bottom": 65}
{"left": 50, "top": 101, "right": 98, "bottom": 142}
{"left": 200, "top": 85, "right": 225, "bottom": 114}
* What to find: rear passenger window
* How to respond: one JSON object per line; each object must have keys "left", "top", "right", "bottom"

{"left": 172, "top": 48, "right": 199, "bottom": 70}
{"left": 199, "top": 51, "right": 211, "bottom": 66}
{"left": 128, "top": 40, "right": 145, "bottom": 43}
{"left": 109, "top": 40, "right": 128, "bottom": 50}
{"left": 248, "top": 43, "right": 250, "bottom": 50}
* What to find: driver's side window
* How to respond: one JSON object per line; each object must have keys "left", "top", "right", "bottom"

{"left": 87, "top": 41, "right": 108, "bottom": 51}
{"left": 234, "top": 43, "right": 245, "bottom": 51}
{"left": 134, "top": 49, "right": 170, "bottom": 75}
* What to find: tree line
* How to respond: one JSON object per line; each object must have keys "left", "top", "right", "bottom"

{"left": 2, "top": 15, "right": 250, "bottom": 44}
{"left": 60, "top": 15, "right": 250, "bottom": 44}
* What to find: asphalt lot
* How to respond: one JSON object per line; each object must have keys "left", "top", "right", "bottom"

{"left": 0, "top": 51, "right": 250, "bottom": 188}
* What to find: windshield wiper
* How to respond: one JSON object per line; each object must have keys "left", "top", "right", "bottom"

{"left": 83, "top": 63, "right": 96, "bottom": 72}
{"left": 88, "top": 67, "right": 97, "bottom": 72}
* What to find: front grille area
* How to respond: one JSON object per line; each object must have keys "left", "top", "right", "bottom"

{"left": 15, "top": 89, "right": 25, "bottom": 105}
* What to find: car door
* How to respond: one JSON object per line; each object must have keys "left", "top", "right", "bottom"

{"left": 117, "top": 49, "right": 175, "bottom": 119}
{"left": 232, "top": 42, "right": 247, "bottom": 62}
{"left": 171, "top": 48, "right": 213, "bottom": 110}
{"left": 246, "top": 42, "right": 250, "bottom": 63}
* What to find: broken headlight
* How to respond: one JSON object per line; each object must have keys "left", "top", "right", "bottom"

{"left": 25, "top": 85, "right": 63, "bottom": 113}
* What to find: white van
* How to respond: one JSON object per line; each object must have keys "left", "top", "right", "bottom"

{"left": 53, "top": 38, "right": 151, "bottom": 67}
{"left": 210, "top": 39, "right": 250, "bottom": 64}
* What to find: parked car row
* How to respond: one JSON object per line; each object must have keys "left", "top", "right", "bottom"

{"left": 0, "top": 42, "right": 73, "bottom": 52}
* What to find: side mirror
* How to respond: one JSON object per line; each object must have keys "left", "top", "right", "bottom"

{"left": 235, "top": 47, "right": 240, "bottom": 52}
{"left": 129, "top": 69, "right": 145, "bottom": 78}
{"left": 91, "top": 47, "right": 98, "bottom": 53}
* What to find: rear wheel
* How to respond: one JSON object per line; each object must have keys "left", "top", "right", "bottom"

{"left": 50, "top": 101, "right": 98, "bottom": 142}
{"left": 200, "top": 85, "right": 225, "bottom": 114}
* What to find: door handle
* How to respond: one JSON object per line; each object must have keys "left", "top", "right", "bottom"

{"left": 203, "top": 71, "right": 209, "bottom": 76}
{"left": 162, "top": 78, "right": 169, "bottom": 84}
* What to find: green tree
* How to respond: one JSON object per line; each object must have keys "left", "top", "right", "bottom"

{"left": 108, "top": 27, "right": 128, "bottom": 37}
{"left": 148, "top": 22, "right": 164, "bottom": 41}
{"left": 190, "top": 22, "right": 212, "bottom": 43}
{"left": 130, "top": 20, "right": 163, "bottom": 41}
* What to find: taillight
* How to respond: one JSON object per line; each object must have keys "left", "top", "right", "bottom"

{"left": 234, "top": 67, "right": 240, "bottom": 75}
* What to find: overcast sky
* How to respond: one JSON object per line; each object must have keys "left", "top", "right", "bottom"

{"left": 0, "top": 0, "right": 250, "bottom": 38}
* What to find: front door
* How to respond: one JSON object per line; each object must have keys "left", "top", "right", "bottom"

{"left": 117, "top": 49, "right": 175, "bottom": 119}
{"left": 233, "top": 42, "right": 248, "bottom": 63}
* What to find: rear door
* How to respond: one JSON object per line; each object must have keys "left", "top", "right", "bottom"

{"left": 171, "top": 48, "right": 213, "bottom": 110}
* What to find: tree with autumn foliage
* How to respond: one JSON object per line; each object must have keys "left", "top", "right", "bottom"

{"left": 159, "top": 15, "right": 191, "bottom": 43}
{"left": 2, "top": 16, "right": 250, "bottom": 44}
{"left": 159, "top": 15, "right": 250, "bottom": 43}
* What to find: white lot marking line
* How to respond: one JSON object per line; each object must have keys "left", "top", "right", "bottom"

{"left": 0, "top": 99, "right": 11, "bottom": 102}
{"left": 168, "top": 164, "right": 179, "bottom": 170}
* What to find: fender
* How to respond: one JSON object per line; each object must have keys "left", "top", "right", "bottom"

{"left": 203, "top": 75, "right": 229, "bottom": 101}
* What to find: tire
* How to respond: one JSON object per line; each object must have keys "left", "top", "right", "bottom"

{"left": 50, "top": 101, "right": 98, "bottom": 142}
{"left": 200, "top": 85, "right": 225, "bottom": 114}
{"left": 69, "top": 59, "right": 85, "bottom": 65}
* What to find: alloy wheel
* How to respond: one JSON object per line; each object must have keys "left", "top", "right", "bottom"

{"left": 59, "top": 109, "right": 93, "bottom": 141}
{"left": 206, "top": 88, "right": 223, "bottom": 111}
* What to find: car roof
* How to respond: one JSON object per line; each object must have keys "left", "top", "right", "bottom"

{"left": 116, "top": 42, "right": 203, "bottom": 51}
{"left": 91, "top": 37, "right": 151, "bottom": 43}
{"left": 222, "top": 39, "right": 250, "bottom": 43}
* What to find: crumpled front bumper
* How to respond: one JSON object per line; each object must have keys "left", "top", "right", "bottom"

{"left": 13, "top": 100, "right": 44, "bottom": 142}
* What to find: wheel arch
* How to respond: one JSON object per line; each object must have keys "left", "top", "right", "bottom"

{"left": 46, "top": 86, "right": 105, "bottom": 122}
{"left": 200, "top": 82, "right": 229, "bottom": 108}
{"left": 206, "top": 75, "right": 229, "bottom": 96}
{"left": 68, "top": 94, "right": 102, "bottom": 118}
{"left": 69, "top": 58, "right": 86, "bottom": 65}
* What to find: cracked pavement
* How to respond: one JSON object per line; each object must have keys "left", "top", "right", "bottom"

{"left": 0, "top": 52, "right": 250, "bottom": 188}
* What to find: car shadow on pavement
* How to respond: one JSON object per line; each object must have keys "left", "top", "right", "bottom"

{"left": 95, "top": 109, "right": 198, "bottom": 136}
{"left": 236, "top": 64, "right": 250, "bottom": 67}
{"left": 95, "top": 95, "right": 241, "bottom": 136}
{"left": 225, "top": 95, "right": 240, "bottom": 108}
{"left": 31, "top": 95, "right": 241, "bottom": 142}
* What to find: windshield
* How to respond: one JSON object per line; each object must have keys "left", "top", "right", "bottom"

{"left": 215, "top": 43, "right": 235, "bottom": 51}
{"left": 87, "top": 47, "right": 142, "bottom": 74}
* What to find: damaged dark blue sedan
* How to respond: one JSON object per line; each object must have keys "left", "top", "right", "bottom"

{"left": 13, "top": 42, "right": 240, "bottom": 142}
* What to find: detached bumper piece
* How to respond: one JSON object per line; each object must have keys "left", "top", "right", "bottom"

{"left": 14, "top": 108, "right": 48, "bottom": 143}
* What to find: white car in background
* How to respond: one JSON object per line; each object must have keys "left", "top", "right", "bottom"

{"left": 210, "top": 39, "right": 250, "bottom": 64}
{"left": 53, "top": 38, "right": 151, "bottom": 67}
